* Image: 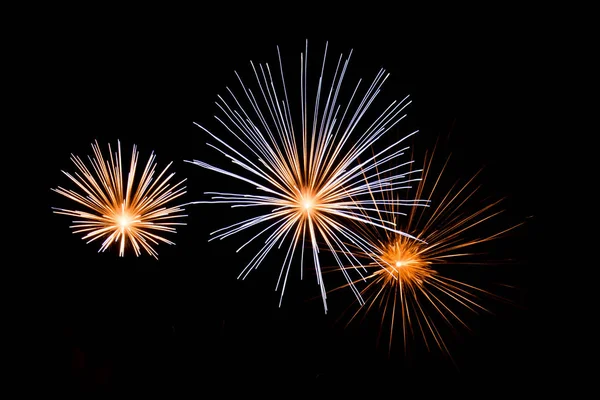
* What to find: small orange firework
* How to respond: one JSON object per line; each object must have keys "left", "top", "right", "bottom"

{"left": 337, "top": 142, "right": 523, "bottom": 360}
{"left": 52, "top": 140, "right": 187, "bottom": 259}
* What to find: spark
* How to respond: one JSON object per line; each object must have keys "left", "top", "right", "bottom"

{"left": 52, "top": 140, "right": 188, "bottom": 259}
{"left": 334, "top": 140, "right": 524, "bottom": 360}
{"left": 186, "top": 41, "right": 428, "bottom": 313}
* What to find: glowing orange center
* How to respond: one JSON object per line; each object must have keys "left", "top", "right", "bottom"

{"left": 299, "top": 192, "right": 316, "bottom": 213}
{"left": 117, "top": 213, "right": 132, "bottom": 228}
{"left": 375, "top": 238, "right": 434, "bottom": 286}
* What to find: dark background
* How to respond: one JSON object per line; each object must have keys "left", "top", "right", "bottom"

{"left": 27, "top": 12, "right": 544, "bottom": 395}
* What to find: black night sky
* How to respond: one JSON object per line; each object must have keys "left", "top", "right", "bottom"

{"left": 29, "top": 13, "right": 544, "bottom": 395}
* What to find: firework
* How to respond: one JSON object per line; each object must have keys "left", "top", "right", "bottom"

{"left": 52, "top": 140, "right": 187, "bottom": 259}
{"left": 336, "top": 141, "right": 523, "bottom": 359}
{"left": 186, "top": 41, "right": 427, "bottom": 313}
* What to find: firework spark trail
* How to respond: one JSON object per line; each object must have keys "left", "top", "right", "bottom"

{"left": 186, "top": 41, "right": 429, "bottom": 313}
{"left": 333, "top": 141, "right": 524, "bottom": 360}
{"left": 52, "top": 140, "right": 188, "bottom": 259}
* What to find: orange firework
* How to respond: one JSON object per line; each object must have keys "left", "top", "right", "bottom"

{"left": 336, "top": 141, "right": 523, "bottom": 360}
{"left": 52, "top": 140, "right": 187, "bottom": 259}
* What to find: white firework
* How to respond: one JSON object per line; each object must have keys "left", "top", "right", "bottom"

{"left": 186, "top": 41, "right": 427, "bottom": 313}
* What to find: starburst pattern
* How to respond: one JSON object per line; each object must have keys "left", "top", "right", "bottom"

{"left": 336, "top": 142, "right": 523, "bottom": 359}
{"left": 52, "top": 140, "right": 187, "bottom": 259}
{"left": 187, "top": 41, "right": 428, "bottom": 313}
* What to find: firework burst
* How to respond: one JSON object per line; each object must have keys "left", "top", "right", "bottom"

{"left": 187, "top": 41, "right": 428, "bottom": 313}
{"left": 335, "top": 140, "right": 523, "bottom": 359}
{"left": 52, "top": 140, "right": 187, "bottom": 259}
